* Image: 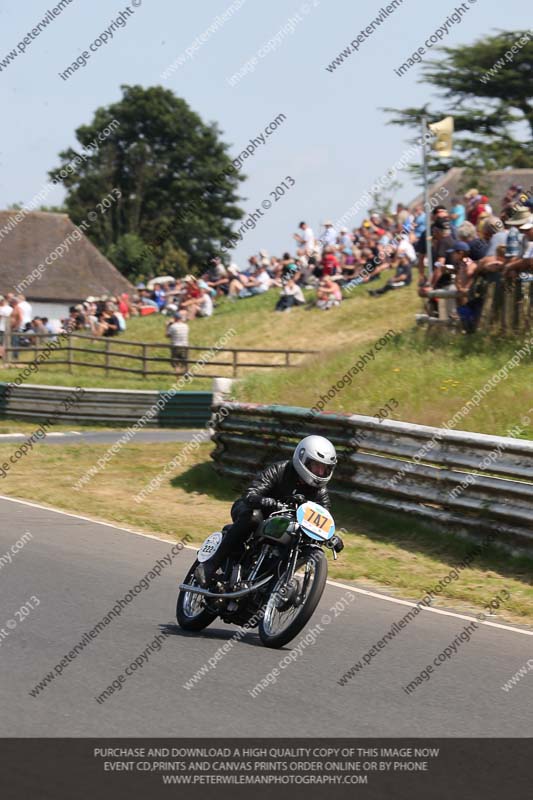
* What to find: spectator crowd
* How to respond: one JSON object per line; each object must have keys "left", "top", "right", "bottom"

{"left": 2, "top": 182, "right": 532, "bottom": 362}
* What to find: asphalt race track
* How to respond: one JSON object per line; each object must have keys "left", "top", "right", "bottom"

{"left": 0, "top": 429, "right": 204, "bottom": 446}
{"left": 1, "top": 495, "right": 531, "bottom": 737}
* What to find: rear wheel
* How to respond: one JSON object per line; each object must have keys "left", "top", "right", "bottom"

{"left": 258, "top": 548, "right": 328, "bottom": 649}
{"left": 176, "top": 561, "right": 218, "bottom": 631}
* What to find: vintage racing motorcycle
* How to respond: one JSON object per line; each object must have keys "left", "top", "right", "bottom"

{"left": 177, "top": 498, "right": 339, "bottom": 648}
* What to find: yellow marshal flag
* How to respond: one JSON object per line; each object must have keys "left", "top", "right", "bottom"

{"left": 429, "top": 116, "right": 454, "bottom": 157}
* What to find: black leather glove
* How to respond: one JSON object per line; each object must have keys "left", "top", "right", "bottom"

{"left": 292, "top": 493, "right": 306, "bottom": 506}
{"left": 261, "top": 497, "right": 280, "bottom": 512}
{"left": 329, "top": 534, "right": 344, "bottom": 553}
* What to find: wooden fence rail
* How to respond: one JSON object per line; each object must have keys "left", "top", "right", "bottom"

{"left": 2, "top": 330, "right": 315, "bottom": 379}
{"left": 211, "top": 402, "right": 533, "bottom": 552}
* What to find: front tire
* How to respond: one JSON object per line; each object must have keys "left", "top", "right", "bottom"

{"left": 176, "top": 560, "right": 218, "bottom": 631}
{"left": 258, "top": 548, "right": 328, "bottom": 649}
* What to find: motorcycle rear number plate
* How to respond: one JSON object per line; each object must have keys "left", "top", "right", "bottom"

{"left": 197, "top": 531, "right": 223, "bottom": 562}
{"left": 297, "top": 501, "right": 335, "bottom": 539}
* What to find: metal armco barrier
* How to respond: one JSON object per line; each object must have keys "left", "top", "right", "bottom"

{"left": 0, "top": 383, "right": 213, "bottom": 427}
{"left": 211, "top": 402, "right": 533, "bottom": 551}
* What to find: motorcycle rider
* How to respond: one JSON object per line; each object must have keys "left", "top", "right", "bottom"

{"left": 195, "top": 435, "right": 344, "bottom": 586}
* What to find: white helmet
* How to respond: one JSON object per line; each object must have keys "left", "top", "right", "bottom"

{"left": 293, "top": 435, "right": 337, "bottom": 487}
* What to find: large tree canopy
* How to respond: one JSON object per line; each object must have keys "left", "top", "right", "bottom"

{"left": 384, "top": 30, "right": 533, "bottom": 185}
{"left": 49, "top": 84, "right": 245, "bottom": 278}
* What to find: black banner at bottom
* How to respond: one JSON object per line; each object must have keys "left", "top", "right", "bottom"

{"left": 2, "top": 738, "right": 530, "bottom": 799}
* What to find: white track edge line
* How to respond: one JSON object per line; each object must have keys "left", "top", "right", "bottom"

{"left": 1, "top": 493, "right": 531, "bottom": 638}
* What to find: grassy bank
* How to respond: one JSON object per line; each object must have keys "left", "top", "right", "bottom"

{"left": 1, "top": 281, "right": 532, "bottom": 436}
{"left": 0, "top": 279, "right": 417, "bottom": 391}
{"left": 0, "top": 440, "right": 531, "bottom": 626}
{"left": 236, "top": 329, "right": 533, "bottom": 437}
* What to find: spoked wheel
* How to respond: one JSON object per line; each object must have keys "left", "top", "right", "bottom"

{"left": 258, "top": 548, "right": 328, "bottom": 649}
{"left": 176, "top": 561, "right": 218, "bottom": 631}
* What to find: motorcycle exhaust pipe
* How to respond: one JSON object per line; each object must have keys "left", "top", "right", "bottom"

{"left": 179, "top": 573, "right": 272, "bottom": 599}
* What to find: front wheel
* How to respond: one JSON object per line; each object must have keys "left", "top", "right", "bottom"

{"left": 176, "top": 560, "right": 218, "bottom": 631}
{"left": 258, "top": 548, "right": 328, "bottom": 649}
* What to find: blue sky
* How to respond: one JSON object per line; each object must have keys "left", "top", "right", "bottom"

{"left": 0, "top": 0, "right": 530, "bottom": 266}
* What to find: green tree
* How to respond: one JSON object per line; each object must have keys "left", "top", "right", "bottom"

{"left": 384, "top": 30, "right": 533, "bottom": 185}
{"left": 49, "top": 85, "right": 245, "bottom": 278}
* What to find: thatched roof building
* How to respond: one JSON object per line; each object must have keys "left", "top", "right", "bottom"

{"left": 409, "top": 168, "right": 533, "bottom": 212}
{"left": 0, "top": 210, "right": 133, "bottom": 303}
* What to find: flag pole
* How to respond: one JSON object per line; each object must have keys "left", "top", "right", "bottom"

{"left": 421, "top": 115, "right": 433, "bottom": 279}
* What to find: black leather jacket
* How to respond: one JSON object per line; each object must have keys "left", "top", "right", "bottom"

{"left": 241, "top": 460, "right": 330, "bottom": 511}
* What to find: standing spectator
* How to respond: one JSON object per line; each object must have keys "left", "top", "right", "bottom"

{"left": 17, "top": 294, "right": 32, "bottom": 327}
{"left": 396, "top": 203, "right": 411, "bottom": 230}
{"left": 413, "top": 205, "right": 427, "bottom": 238}
{"left": 481, "top": 216, "right": 508, "bottom": 257}
{"left": 0, "top": 295, "right": 12, "bottom": 359}
{"left": 416, "top": 219, "right": 454, "bottom": 281}
{"left": 456, "top": 221, "right": 489, "bottom": 262}
{"left": 450, "top": 243, "right": 482, "bottom": 333}
{"left": 166, "top": 312, "right": 189, "bottom": 376}
{"left": 293, "top": 221, "right": 315, "bottom": 254}
{"left": 504, "top": 215, "right": 533, "bottom": 276}
{"left": 9, "top": 298, "right": 24, "bottom": 360}
{"left": 449, "top": 197, "right": 466, "bottom": 233}
{"left": 319, "top": 220, "right": 337, "bottom": 247}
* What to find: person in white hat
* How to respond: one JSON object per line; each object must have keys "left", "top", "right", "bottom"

{"left": 504, "top": 215, "right": 533, "bottom": 277}
{"left": 319, "top": 220, "right": 336, "bottom": 247}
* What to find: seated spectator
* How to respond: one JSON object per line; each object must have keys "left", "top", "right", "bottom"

{"left": 368, "top": 255, "right": 413, "bottom": 297}
{"left": 110, "top": 302, "right": 126, "bottom": 332}
{"left": 138, "top": 289, "right": 159, "bottom": 311}
{"left": 180, "top": 275, "right": 203, "bottom": 315}
{"left": 227, "top": 265, "right": 248, "bottom": 298}
{"left": 151, "top": 283, "right": 166, "bottom": 310}
{"left": 197, "top": 288, "right": 214, "bottom": 317}
{"left": 98, "top": 306, "right": 120, "bottom": 337}
{"left": 316, "top": 276, "right": 342, "bottom": 310}
{"left": 45, "top": 318, "right": 63, "bottom": 338}
{"left": 281, "top": 253, "right": 300, "bottom": 285}
{"left": 118, "top": 293, "right": 131, "bottom": 318}
{"left": 340, "top": 249, "right": 357, "bottom": 284}
{"left": 321, "top": 246, "right": 340, "bottom": 279}
{"left": 204, "top": 256, "right": 229, "bottom": 296}
{"left": 275, "top": 278, "right": 305, "bottom": 312}
{"left": 68, "top": 304, "right": 86, "bottom": 331}
{"left": 27, "top": 317, "right": 49, "bottom": 346}
{"left": 238, "top": 263, "right": 272, "bottom": 297}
